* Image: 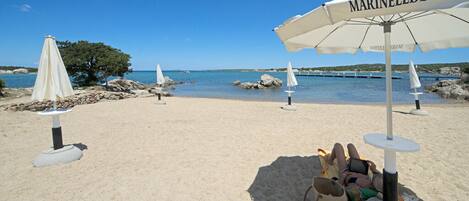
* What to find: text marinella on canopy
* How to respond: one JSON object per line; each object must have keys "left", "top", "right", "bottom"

{"left": 349, "top": 0, "right": 427, "bottom": 12}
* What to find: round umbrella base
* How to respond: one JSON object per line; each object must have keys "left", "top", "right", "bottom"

{"left": 409, "top": 109, "right": 428, "bottom": 116}
{"left": 33, "top": 145, "right": 83, "bottom": 167}
{"left": 38, "top": 109, "right": 72, "bottom": 116}
{"left": 364, "top": 133, "right": 420, "bottom": 153}
{"left": 281, "top": 105, "right": 297, "bottom": 111}
{"left": 409, "top": 92, "right": 423, "bottom": 96}
{"left": 155, "top": 101, "right": 167, "bottom": 105}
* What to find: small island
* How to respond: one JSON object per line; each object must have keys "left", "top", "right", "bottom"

{"left": 0, "top": 66, "right": 37, "bottom": 74}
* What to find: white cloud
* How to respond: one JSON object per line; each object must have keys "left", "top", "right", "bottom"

{"left": 19, "top": 4, "right": 32, "bottom": 12}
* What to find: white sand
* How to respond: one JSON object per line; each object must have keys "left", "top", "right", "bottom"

{"left": 0, "top": 97, "right": 468, "bottom": 201}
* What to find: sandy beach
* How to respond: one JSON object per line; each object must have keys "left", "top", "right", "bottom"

{"left": 1, "top": 97, "right": 468, "bottom": 201}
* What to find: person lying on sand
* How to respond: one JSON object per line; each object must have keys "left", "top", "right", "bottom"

{"left": 328, "top": 143, "right": 383, "bottom": 199}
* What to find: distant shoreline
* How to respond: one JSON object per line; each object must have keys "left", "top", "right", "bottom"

{"left": 0, "top": 66, "right": 37, "bottom": 73}
{"left": 2, "top": 61, "right": 467, "bottom": 73}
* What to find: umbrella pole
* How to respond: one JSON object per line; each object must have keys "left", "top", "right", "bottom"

{"left": 288, "top": 86, "right": 292, "bottom": 105}
{"left": 413, "top": 88, "right": 421, "bottom": 110}
{"left": 383, "top": 22, "right": 398, "bottom": 201}
{"left": 51, "top": 101, "right": 64, "bottom": 150}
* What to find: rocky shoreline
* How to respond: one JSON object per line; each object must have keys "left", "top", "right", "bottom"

{"left": 426, "top": 78, "right": 469, "bottom": 101}
{"left": 0, "top": 78, "right": 175, "bottom": 112}
{"left": 1, "top": 91, "right": 138, "bottom": 112}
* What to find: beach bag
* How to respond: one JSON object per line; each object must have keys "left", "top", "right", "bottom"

{"left": 318, "top": 149, "right": 340, "bottom": 179}
{"left": 305, "top": 177, "right": 347, "bottom": 201}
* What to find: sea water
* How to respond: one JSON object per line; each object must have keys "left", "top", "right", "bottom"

{"left": 0, "top": 71, "right": 449, "bottom": 104}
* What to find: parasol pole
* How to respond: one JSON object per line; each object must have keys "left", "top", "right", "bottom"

{"left": 51, "top": 98, "right": 63, "bottom": 150}
{"left": 413, "top": 88, "right": 421, "bottom": 110}
{"left": 383, "top": 21, "right": 398, "bottom": 201}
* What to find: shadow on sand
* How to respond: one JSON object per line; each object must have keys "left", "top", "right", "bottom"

{"left": 248, "top": 155, "right": 421, "bottom": 201}
{"left": 248, "top": 156, "right": 321, "bottom": 201}
{"left": 393, "top": 110, "right": 412, "bottom": 115}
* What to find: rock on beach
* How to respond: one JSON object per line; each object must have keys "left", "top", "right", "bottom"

{"left": 1, "top": 78, "right": 180, "bottom": 112}
{"left": 427, "top": 78, "right": 469, "bottom": 101}
{"left": 235, "top": 74, "right": 282, "bottom": 89}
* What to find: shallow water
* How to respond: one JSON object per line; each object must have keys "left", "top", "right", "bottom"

{"left": 0, "top": 71, "right": 451, "bottom": 104}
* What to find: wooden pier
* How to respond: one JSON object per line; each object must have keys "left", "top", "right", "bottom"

{"left": 295, "top": 72, "right": 460, "bottom": 80}
{"left": 295, "top": 72, "right": 402, "bottom": 79}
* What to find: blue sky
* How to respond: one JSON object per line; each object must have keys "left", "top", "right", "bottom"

{"left": 1, "top": 0, "right": 468, "bottom": 70}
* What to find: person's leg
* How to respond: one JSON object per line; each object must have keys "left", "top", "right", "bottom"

{"left": 347, "top": 143, "right": 361, "bottom": 159}
{"left": 329, "top": 143, "right": 347, "bottom": 171}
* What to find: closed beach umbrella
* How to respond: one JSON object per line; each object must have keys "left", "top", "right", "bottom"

{"left": 409, "top": 61, "right": 421, "bottom": 89}
{"left": 156, "top": 64, "right": 166, "bottom": 85}
{"left": 287, "top": 61, "right": 298, "bottom": 88}
{"left": 32, "top": 35, "right": 82, "bottom": 167}
{"left": 283, "top": 62, "right": 298, "bottom": 110}
{"left": 275, "top": 0, "right": 469, "bottom": 200}
{"left": 408, "top": 61, "right": 427, "bottom": 114}
{"left": 155, "top": 64, "right": 166, "bottom": 103}
{"left": 32, "top": 35, "right": 74, "bottom": 101}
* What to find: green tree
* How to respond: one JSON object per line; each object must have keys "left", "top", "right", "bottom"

{"left": 0, "top": 79, "right": 5, "bottom": 96}
{"left": 463, "top": 67, "right": 469, "bottom": 74}
{"left": 57, "top": 40, "right": 131, "bottom": 86}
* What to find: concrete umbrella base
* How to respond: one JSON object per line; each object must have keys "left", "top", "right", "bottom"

{"left": 33, "top": 145, "right": 83, "bottom": 167}
{"left": 281, "top": 104, "right": 297, "bottom": 111}
{"left": 409, "top": 109, "right": 428, "bottom": 116}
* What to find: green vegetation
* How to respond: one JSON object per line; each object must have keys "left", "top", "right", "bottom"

{"left": 57, "top": 40, "right": 131, "bottom": 86}
{"left": 0, "top": 79, "right": 5, "bottom": 96}
{"left": 463, "top": 66, "right": 469, "bottom": 74}
{"left": 0, "top": 66, "right": 37, "bottom": 72}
